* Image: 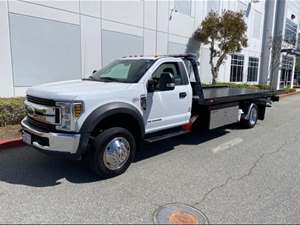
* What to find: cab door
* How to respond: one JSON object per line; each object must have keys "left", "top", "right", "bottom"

{"left": 144, "top": 60, "right": 192, "bottom": 133}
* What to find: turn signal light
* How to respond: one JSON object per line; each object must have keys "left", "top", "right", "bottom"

{"left": 73, "top": 103, "right": 83, "bottom": 118}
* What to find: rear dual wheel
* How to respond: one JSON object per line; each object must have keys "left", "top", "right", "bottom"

{"left": 241, "top": 104, "right": 258, "bottom": 128}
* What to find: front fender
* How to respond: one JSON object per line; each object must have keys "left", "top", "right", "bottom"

{"left": 77, "top": 102, "right": 144, "bottom": 155}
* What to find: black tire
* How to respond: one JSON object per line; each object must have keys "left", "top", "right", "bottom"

{"left": 241, "top": 104, "right": 258, "bottom": 129}
{"left": 89, "top": 127, "right": 136, "bottom": 178}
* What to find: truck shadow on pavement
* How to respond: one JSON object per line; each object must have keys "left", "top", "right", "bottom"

{"left": 0, "top": 128, "right": 229, "bottom": 187}
{"left": 135, "top": 128, "right": 229, "bottom": 161}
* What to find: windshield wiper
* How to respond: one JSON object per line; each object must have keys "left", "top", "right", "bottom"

{"left": 83, "top": 76, "right": 124, "bottom": 83}
{"left": 82, "top": 76, "right": 96, "bottom": 81}
{"left": 99, "top": 77, "right": 122, "bottom": 82}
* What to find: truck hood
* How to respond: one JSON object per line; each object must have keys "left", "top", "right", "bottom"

{"left": 26, "top": 79, "right": 133, "bottom": 100}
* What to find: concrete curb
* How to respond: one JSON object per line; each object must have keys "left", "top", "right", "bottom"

{"left": 0, "top": 138, "right": 24, "bottom": 150}
{"left": 279, "top": 91, "right": 300, "bottom": 98}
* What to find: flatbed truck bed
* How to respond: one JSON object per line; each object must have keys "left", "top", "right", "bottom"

{"left": 198, "top": 87, "right": 275, "bottom": 105}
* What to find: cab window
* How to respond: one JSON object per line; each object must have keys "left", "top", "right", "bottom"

{"left": 152, "top": 62, "right": 188, "bottom": 86}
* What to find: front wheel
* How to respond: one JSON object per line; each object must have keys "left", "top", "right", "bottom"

{"left": 241, "top": 104, "right": 258, "bottom": 128}
{"left": 89, "top": 127, "right": 136, "bottom": 178}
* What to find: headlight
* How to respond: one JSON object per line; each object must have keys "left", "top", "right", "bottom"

{"left": 56, "top": 101, "right": 84, "bottom": 131}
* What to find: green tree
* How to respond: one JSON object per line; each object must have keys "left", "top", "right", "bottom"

{"left": 193, "top": 10, "right": 248, "bottom": 84}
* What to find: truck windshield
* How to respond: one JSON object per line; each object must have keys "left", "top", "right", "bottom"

{"left": 88, "top": 59, "right": 155, "bottom": 83}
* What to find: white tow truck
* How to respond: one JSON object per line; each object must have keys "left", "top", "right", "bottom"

{"left": 22, "top": 54, "right": 279, "bottom": 177}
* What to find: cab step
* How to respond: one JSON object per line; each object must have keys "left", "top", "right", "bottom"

{"left": 144, "top": 127, "right": 190, "bottom": 143}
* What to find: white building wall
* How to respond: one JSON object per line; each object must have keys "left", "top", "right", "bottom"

{"left": 1, "top": 0, "right": 267, "bottom": 97}
{"left": 0, "top": 1, "right": 14, "bottom": 97}
{"left": 80, "top": 15, "right": 102, "bottom": 78}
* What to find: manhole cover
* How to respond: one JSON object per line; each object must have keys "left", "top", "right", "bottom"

{"left": 153, "top": 203, "right": 209, "bottom": 224}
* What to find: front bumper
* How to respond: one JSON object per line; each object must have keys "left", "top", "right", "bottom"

{"left": 21, "top": 118, "right": 80, "bottom": 154}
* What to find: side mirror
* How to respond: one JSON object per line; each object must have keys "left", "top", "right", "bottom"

{"left": 147, "top": 79, "right": 156, "bottom": 93}
{"left": 158, "top": 72, "right": 175, "bottom": 91}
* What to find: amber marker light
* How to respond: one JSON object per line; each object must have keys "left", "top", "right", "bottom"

{"left": 73, "top": 103, "right": 83, "bottom": 118}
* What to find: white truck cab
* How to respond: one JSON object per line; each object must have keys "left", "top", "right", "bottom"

{"left": 22, "top": 54, "right": 278, "bottom": 177}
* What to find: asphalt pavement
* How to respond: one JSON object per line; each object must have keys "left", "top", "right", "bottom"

{"left": 0, "top": 95, "right": 300, "bottom": 223}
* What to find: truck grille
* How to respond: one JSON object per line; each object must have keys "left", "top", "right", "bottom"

{"left": 27, "top": 95, "right": 56, "bottom": 106}
{"left": 25, "top": 95, "right": 60, "bottom": 129}
{"left": 27, "top": 116, "right": 57, "bottom": 132}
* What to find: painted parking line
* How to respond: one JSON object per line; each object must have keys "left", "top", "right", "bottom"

{"left": 212, "top": 138, "right": 243, "bottom": 154}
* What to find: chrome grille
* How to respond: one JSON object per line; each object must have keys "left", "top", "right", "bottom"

{"left": 25, "top": 96, "right": 61, "bottom": 131}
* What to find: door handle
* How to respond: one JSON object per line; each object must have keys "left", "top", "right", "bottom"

{"left": 179, "top": 92, "right": 187, "bottom": 98}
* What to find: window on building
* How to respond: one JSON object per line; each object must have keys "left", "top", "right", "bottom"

{"left": 295, "top": 58, "right": 300, "bottom": 86}
{"left": 207, "top": 0, "right": 220, "bottom": 13}
{"left": 247, "top": 57, "right": 259, "bottom": 82}
{"left": 282, "top": 55, "right": 294, "bottom": 70}
{"left": 230, "top": 55, "right": 244, "bottom": 82}
{"left": 284, "top": 18, "right": 297, "bottom": 46}
{"left": 297, "top": 33, "right": 300, "bottom": 50}
{"left": 280, "top": 55, "right": 294, "bottom": 88}
{"left": 174, "top": 0, "right": 192, "bottom": 16}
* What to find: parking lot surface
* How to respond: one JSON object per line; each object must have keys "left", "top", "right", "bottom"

{"left": 0, "top": 95, "right": 300, "bottom": 223}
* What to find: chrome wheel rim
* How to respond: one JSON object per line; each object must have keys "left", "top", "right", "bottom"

{"left": 103, "top": 137, "right": 130, "bottom": 170}
{"left": 249, "top": 107, "right": 257, "bottom": 126}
